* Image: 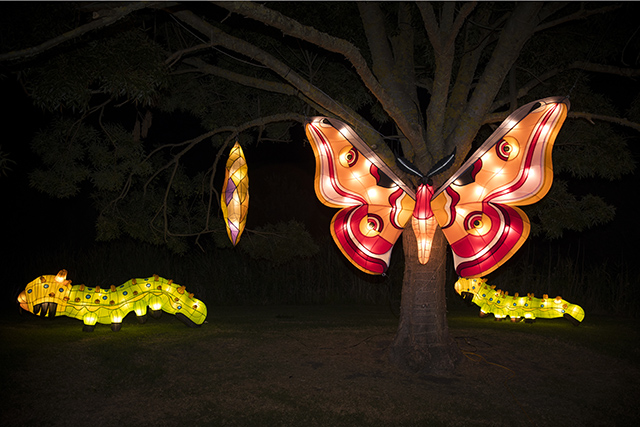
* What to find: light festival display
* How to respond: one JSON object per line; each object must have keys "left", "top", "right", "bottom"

{"left": 454, "top": 277, "right": 585, "bottom": 324}
{"left": 221, "top": 141, "right": 249, "bottom": 246}
{"left": 305, "top": 97, "right": 569, "bottom": 277}
{"left": 18, "top": 270, "right": 207, "bottom": 331}
{"left": 306, "top": 97, "right": 583, "bottom": 323}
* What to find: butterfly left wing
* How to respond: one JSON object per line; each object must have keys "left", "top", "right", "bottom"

{"left": 432, "top": 97, "right": 570, "bottom": 278}
{"left": 305, "top": 117, "right": 415, "bottom": 274}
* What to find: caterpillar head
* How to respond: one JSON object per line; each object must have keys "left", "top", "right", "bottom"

{"left": 19, "top": 270, "right": 72, "bottom": 317}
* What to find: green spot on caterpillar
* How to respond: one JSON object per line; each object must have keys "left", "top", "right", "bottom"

{"left": 17, "top": 270, "right": 207, "bottom": 331}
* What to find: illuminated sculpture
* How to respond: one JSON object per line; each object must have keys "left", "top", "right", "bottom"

{"left": 17, "top": 270, "right": 207, "bottom": 331}
{"left": 221, "top": 141, "right": 249, "bottom": 246}
{"left": 305, "top": 97, "right": 569, "bottom": 277}
{"left": 454, "top": 277, "right": 585, "bottom": 325}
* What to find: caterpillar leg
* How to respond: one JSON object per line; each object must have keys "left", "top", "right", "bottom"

{"left": 175, "top": 313, "right": 202, "bottom": 328}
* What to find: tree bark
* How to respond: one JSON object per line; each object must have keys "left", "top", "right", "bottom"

{"left": 388, "top": 226, "right": 461, "bottom": 375}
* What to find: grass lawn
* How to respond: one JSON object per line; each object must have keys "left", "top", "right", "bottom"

{"left": 1, "top": 304, "right": 638, "bottom": 426}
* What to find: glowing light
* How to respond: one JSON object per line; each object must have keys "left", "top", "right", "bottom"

{"left": 55, "top": 270, "right": 67, "bottom": 283}
{"left": 18, "top": 271, "right": 208, "bottom": 331}
{"left": 454, "top": 277, "right": 584, "bottom": 324}
{"left": 221, "top": 141, "right": 249, "bottom": 246}
{"left": 305, "top": 97, "right": 569, "bottom": 277}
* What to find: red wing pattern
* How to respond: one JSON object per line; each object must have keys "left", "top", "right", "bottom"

{"left": 431, "top": 97, "right": 570, "bottom": 277}
{"left": 305, "top": 118, "right": 415, "bottom": 274}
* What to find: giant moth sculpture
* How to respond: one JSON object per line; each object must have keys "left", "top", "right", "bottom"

{"left": 305, "top": 97, "right": 569, "bottom": 276}
{"left": 18, "top": 270, "right": 207, "bottom": 331}
{"left": 306, "top": 97, "right": 584, "bottom": 322}
{"left": 455, "top": 277, "right": 585, "bottom": 325}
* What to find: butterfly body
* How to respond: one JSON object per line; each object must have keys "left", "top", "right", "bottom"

{"left": 305, "top": 97, "right": 570, "bottom": 277}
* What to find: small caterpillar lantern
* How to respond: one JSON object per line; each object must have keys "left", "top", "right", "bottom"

{"left": 18, "top": 270, "right": 207, "bottom": 331}
{"left": 455, "top": 277, "right": 585, "bottom": 325}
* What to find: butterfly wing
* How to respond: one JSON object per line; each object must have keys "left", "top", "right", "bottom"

{"left": 431, "top": 97, "right": 570, "bottom": 278}
{"left": 305, "top": 117, "right": 415, "bottom": 274}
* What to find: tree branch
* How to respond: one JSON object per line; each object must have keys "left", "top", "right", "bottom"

{"left": 482, "top": 110, "right": 640, "bottom": 133}
{"left": 535, "top": 3, "right": 622, "bottom": 33}
{"left": 444, "top": 6, "right": 505, "bottom": 140}
{"left": 447, "top": 3, "right": 544, "bottom": 163}
{"left": 208, "top": 1, "right": 425, "bottom": 152}
{"left": 418, "top": 2, "right": 476, "bottom": 157}
{"left": 490, "top": 61, "right": 640, "bottom": 111}
{"left": 0, "top": 2, "right": 154, "bottom": 62}
{"left": 568, "top": 112, "right": 640, "bottom": 132}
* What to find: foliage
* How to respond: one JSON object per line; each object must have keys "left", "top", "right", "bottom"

{"left": 25, "top": 29, "right": 168, "bottom": 111}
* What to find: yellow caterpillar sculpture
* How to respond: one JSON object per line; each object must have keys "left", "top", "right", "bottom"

{"left": 454, "top": 277, "right": 585, "bottom": 325}
{"left": 18, "top": 270, "right": 207, "bottom": 331}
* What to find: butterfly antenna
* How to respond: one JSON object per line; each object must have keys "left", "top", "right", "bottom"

{"left": 426, "top": 148, "right": 457, "bottom": 179}
{"left": 396, "top": 156, "right": 424, "bottom": 179}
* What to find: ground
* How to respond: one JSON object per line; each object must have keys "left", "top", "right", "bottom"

{"left": 1, "top": 305, "right": 638, "bottom": 426}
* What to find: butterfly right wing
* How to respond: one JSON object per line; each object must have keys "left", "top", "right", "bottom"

{"left": 432, "top": 97, "right": 570, "bottom": 277}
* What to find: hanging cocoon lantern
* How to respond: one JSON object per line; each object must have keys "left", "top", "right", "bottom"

{"left": 17, "top": 270, "right": 207, "bottom": 331}
{"left": 454, "top": 277, "right": 585, "bottom": 325}
{"left": 221, "top": 141, "right": 249, "bottom": 246}
{"left": 305, "top": 97, "right": 569, "bottom": 277}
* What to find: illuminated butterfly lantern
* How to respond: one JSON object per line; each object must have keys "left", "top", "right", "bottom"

{"left": 305, "top": 97, "right": 569, "bottom": 277}
{"left": 221, "top": 141, "right": 249, "bottom": 246}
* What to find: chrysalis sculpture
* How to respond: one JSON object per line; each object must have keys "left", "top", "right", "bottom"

{"left": 17, "top": 270, "right": 207, "bottom": 331}
{"left": 454, "top": 277, "right": 585, "bottom": 325}
{"left": 221, "top": 141, "right": 249, "bottom": 246}
{"left": 305, "top": 97, "right": 569, "bottom": 277}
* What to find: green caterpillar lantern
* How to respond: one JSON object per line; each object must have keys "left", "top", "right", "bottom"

{"left": 455, "top": 277, "right": 585, "bottom": 325}
{"left": 18, "top": 270, "right": 207, "bottom": 331}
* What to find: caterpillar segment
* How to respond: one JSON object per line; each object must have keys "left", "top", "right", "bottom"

{"left": 454, "top": 277, "right": 585, "bottom": 325}
{"left": 18, "top": 270, "right": 207, "bottom": 331}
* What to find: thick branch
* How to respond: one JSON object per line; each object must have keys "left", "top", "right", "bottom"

{"left": 418, "top": 2, "right": 476, "bottom": 157}
{"left": 358, "top": 3, "right": 394, "bottom": 79}
{"left": 209, "top": 1, "right": 425, "bottom": 151}
{"left": 444, "top": 6, "right": 506, "bottom": 139}
{"left": 170, "top": 8, "right": 403, "bottom": 177}
{"left": 447, "top": 3, "right": 544, "bottom": 161}
{"left": 171, "top": 10, "right": 361, "bottom": 123}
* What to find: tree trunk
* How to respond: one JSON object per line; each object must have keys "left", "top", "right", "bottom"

{"left": 388, "top": 226, "right": 461, "bottom": 375}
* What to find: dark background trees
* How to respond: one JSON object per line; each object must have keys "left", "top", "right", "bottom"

{"left": 1, "top": 2, "right": 639, "bottom": 374}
